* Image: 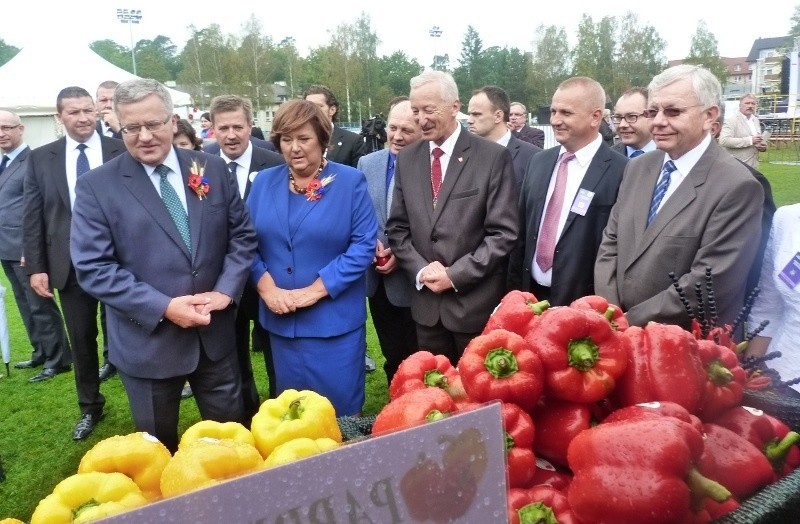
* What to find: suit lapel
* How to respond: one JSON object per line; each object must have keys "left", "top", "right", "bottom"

{"left": 530, "top": 148, "right": 559, "bottom": 231}
{"left": 431, "top": 133, "right": 470, "bottom": 225}
{"left": 180, "top": 151, "right": 204, "bottom": 260}
{"left": 121, "top": 153, "right": 192, "bottom": 259}
{"left": 48, "top": 139, "right": 72, "bottom": 211}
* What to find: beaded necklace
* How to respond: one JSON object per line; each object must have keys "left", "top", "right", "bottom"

{"left": 289, "top": 161, "right": 325, "bottom": 194}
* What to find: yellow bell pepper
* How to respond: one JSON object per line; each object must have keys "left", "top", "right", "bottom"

{"left": 264, "top": 437, "right": 341, "bottom": 468}
{"left": 78, "top": 432, "right": 171, "bottom": 501}
{"left": 30, "top": 472, "right": 147, "bottom": 524}
{"left": 0, "top": 518, "right": 26, "bottom": 524}
{"left": 251, "top": 389, "right": 342, "bottom": 459}
{"left": 179, "top": 420, "right": 255, "bottom": 450}
{"left": 159, "top": 437, "right": 263, "bottom": 498}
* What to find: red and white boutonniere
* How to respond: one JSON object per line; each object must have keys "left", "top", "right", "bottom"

{"left": 187, "top": 160, "right": 210, "bottom": 200}
{"left": 305, "top": 174, "right": 336, "bottom": 202}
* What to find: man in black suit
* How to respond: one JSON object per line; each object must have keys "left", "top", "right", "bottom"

{"left": 0, "top": 110, "right": 71, "bottom": 377}
{"left": 203, "top": 135, "right": 277, "bottom": 154}
{"left": 611, "top": 87, "right": 656, "bottom": 159}
{"left": 208, "top": 95, "right": 284, "bottom": 416}
{"left": 509, "top": 77, "right": 626, "bottom": 305}
{"left": 467, "top": 86, "right": 541, "bottom": 188}
{"left": 303, "top": 85, "right": 367, "bottom": 168}
{"left": 23, "top": 86, "right": 126, "bottom": 439}
{"left": 509, "top": 102, "right": 545, "bottom": 148}
{"left": 95, "top": 80, "right": 123, "bottom": 140}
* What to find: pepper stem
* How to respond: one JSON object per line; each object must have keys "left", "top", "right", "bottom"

{"left": 765, "top": 431, "right": 800, "bottom": 464}
{"left": 686, "top": 467, "right": 731, "bottom": 502}
{"left": 517, "top": 502, "right": 559, "bottom": 524}
{"left": 423, "top": 369, "right": 449, "bottom": 389}
{"left": 425, "top": 410, "right": 447, "bottom": 422}
{"left": 603, "top": 307, "right": 616, "bottom": 321}
{"left": 72, "top": 499, "right": 101, "bottom": 521}
{"left": 504, "top": 431, "right": 515, "bottom": 453}
{"left": 281, "top": 397, "right": 306, "bottom": 421}
{"left": 567, "top": 338, "right": 600, "bottom": 372}
{"left": 527, "top": 300, "right": 550, "bottom": 315}
{"left": 484, "top": 348, "right": 519, "bottom": 379}
{"left": 707, "top": 360, "right": 734, "bottom": 386}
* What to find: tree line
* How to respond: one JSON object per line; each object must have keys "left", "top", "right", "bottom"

{"left": 2, "top": 7, "right": 799, "bottom": 125}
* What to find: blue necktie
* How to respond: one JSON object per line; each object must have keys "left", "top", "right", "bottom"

{"left": 629, "top": 149, "right": 644, "bottom": 158}
{"left": 647, "top": 161, "right": 676, "bottom": 227}
{"left": 386, "top": 155, "right": 395, "bottom": 199}
{"left": 156, "top": 164, "right": 191, "bottom": 251}
{"left": 0, "top": 155, "right": 8, "bottom": 176}
{"left": 76, "top": 144, "right": 90, "bottom": 177}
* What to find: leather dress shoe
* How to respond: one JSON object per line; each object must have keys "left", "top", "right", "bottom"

{"left": 28, "top": 365, "right": 71, "bottom": 383}
{"left": 98, "top": 362, "right": 117, "bottom": 382}
{"left": 14, "top": 359, "right": 44, "bottom": 370}
{"left": 73, "top": 412, "right": 105, "bottom": 440}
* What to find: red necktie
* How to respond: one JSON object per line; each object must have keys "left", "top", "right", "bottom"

{"left": 535, "top": 152, "right": 575, "bottom": 272}
{"left": 431, "top": 147, "right": 444, "bottom": 208}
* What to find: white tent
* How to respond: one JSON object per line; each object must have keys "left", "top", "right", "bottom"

{"left": 0, "top": 42, "right": 192, "bottom": 148}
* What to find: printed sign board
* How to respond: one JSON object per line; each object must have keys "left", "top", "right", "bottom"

{"left": 101, "top": 402, "right": 507, "bottom": 523}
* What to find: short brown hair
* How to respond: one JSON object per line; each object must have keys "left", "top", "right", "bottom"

{"left": 208, "top": 95, "right": 253, "bottom": 123}
{"left": 270, "top": 100, "right": 331, "bottom": 154}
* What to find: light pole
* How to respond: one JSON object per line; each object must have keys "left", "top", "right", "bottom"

{"left": 117, "top": 8, "right": 143, "bottom": 76}
{"left": 429, "top": 26, "right": 443, "bottom": 70}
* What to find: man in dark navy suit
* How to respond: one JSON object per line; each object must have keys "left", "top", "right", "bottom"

{"left": 303, "top": 84, "right": 367, "bottom": 168}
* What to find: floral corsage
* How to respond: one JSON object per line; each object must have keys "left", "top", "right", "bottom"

{"left": 306, "top": 175, "right": 335, "bottom": 202}
{"left": 187, "top": 160, "right": 210, "bottom": 200}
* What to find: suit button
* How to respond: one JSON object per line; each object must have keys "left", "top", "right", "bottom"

{"left": 431, "top": 237, "right": 438, "bottom": 243}
{"left": 192, "top": 270, "right": 199, "bottom": 277}
{"left": 287, "top": 267, "right": 293, "bottom": 274}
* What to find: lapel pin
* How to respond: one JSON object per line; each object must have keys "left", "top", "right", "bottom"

{"left": 458, "top": 157, "right": 463, "bottom": 162}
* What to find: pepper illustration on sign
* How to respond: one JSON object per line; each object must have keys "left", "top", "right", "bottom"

{"left": 400, "top": 427, "right": 488, "bottom": 522}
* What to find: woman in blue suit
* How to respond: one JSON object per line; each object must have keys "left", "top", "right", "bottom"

{"left": 247, "top": 99, "right": 377, "bottom": 415}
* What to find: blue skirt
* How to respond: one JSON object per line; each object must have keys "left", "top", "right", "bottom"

{"left": 270, "top": 327, "right": 366, "bottom": 416}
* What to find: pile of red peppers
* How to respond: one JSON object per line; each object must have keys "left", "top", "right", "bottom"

{"left": 373, "top": 290, "right": 800, "bottom": 523}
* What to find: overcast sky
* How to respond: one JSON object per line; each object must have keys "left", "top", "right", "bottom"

{"left": 3, "top": 1, "right": 795, "bottom": 67}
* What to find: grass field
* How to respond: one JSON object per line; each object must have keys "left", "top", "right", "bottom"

{"left": 0, "top": 147, "right": 797, "bottom": 521}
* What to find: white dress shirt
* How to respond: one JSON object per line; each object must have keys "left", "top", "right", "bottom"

{"left": 65, "top": 132, "right": 103, "bottom": 209}
{"left": 221, "top": 142, "right": 253, "bottom": 199}
{"left": 145, "top": 148, "right": 189, "bottom": 213}
{"left": 748, "top": 204, "right": 800, "bottom": 391}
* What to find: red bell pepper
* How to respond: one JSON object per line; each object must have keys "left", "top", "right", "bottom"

{"left": 697, "top": 423, "right": 775, "bottom": 499}
{"left": 388, "top": 350, "right": 458, "bottom": 401}
{"left": 482, "top": 290, "right": 548, "bottom": 337}
{"left": 502, "top": 402, "right": 536, "bottom": 488}
{"left": 531, "top": 458, "right": 573, "bottom": 491}
{"left": 695, "top": 339, "right": 745, "bottom": 421}
{"left": 703, "top": 496, "right": 740, "bottom": 521}
{"left": 570, "top": 295, "right": 629, "bottom": 332}
{"left": 602, "top": 401, "right": 704, "bottom": 434}
{"left": 526, "top": 307, "right": 629, "bottom": 404}
{"left": 372, "top": 387, "right": 455, "bottom": 435}
{"left": 611, "top": 324, "right": 706, "bottom": 414}
{"left": 458, "top": 329, "right": 544, "bottom": 413}
{"left": 507, "top": 485, "right": 578, "bottom": 524}
{"left": 567, "top": 416, "right": 731, "bottom": 524}
{"left": 532, "top": 397, "right": 596, "bottom": 468}
{"left": 713, "top": 405, "right": 800, "bottom": 477}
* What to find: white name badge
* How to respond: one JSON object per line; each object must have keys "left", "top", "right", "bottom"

{"left": 570, "top": 189, "right": 595, "bottom": 216}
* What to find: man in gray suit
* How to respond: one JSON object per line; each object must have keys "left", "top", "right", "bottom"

{"left": 467, "top": 85, "right": 541, "bottom": 188}
{"left": 358, "top": 100, "right": 421, "bottom": 382}
{"left": 387, "top": 71, "right": 518, "bottom": 364}
{"left": 71, "top": 79, "right": 256, "bottom": 452}
{"left": 0, "top": 110, "right": 70, "bottom": 376}
{"left": 595, "top": 65, "right": 764, "bottom": 328}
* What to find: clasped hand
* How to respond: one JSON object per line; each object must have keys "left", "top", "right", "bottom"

{"left": 420, "top": 261, "right": 454, "bottom": 293}
{"left": 165, "top": 291, "right": 231, "bottom": 328}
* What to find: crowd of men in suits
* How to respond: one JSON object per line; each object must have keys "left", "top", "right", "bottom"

{"left": 0, "top": 62, "right": 773, "bottom": 445}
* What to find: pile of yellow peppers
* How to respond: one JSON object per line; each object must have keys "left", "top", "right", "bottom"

{"left": 24, "top": 389, "right": 343, "bottom": 523}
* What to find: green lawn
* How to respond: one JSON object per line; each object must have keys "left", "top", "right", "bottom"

{"left": 0, "top": 147, "right": 797, "bottom": 522}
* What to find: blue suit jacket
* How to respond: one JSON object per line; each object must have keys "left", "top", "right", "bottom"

{"left": 247, "top": 161, "right": 377, "bottom": 338}
{"left": 70, "top": 147, "right": 257, "bottom": 378}
{"left": 357, "top": 148, "right": 413, "bottom": 307}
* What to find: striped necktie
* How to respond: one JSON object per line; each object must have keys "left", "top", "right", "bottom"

{"left": 647, "top": 161, "right": 676, "bottom": 227}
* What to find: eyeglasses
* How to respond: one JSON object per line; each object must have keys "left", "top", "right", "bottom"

{"left": 642, "top": 104, "right": 705, "bottom": 119}
{"left": 611, "top": 113, "right": 647, "bottom": 124}
{"left": 509, "top": 112, "right": 525, "bottom": 117}
{"left": 120, "top": 116, "right": 172, "bottom": 135}
{"left": 0, "top": 125, "right": 21, "bottom": 133}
